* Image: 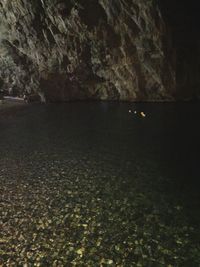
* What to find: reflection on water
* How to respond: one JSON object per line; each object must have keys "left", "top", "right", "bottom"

{"left": 0, "top": 102, "right": 199, "bottom": 265}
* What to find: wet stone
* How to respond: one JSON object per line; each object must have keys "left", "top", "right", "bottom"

{"left": 0, "top": 103, "right": 200, "bottom": 266}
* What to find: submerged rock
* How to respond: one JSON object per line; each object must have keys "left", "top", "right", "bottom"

{"left": 0, "top": 0, "right": 176, "bottom": 101}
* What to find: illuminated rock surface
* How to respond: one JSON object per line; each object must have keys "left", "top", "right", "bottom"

{"left": 0, "top": 0, "right": 176, "bottom": 101}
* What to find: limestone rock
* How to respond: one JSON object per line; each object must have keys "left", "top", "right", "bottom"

{"left": 0, "top": 0, "right": 176, "bottom": 101}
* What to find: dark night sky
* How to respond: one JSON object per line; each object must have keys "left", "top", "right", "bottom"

{"left": 159, "top": 0, "right": 200, "bottom": 45}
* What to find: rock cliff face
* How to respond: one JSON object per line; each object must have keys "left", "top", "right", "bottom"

{"left": 0, "top": 0, "right": 176, "bottom": 102}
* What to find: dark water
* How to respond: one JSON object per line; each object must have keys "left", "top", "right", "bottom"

{"left": 0, "top": 102, "right": 200, "bottom": 266}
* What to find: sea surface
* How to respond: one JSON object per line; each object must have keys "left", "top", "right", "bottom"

{"left": 0, "top": 102, "right": 199, "bottom": 266}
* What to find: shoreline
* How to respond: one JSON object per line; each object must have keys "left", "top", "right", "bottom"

{"left": 0, "top": 100, "right": 28, "bottom": 117}
{"left": 0, "top": 98, "right": 198, "bottom": 116}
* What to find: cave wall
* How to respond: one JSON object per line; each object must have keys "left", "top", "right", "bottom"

{"left": 0, "top": 0, "right": 176, "bottom": 102}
